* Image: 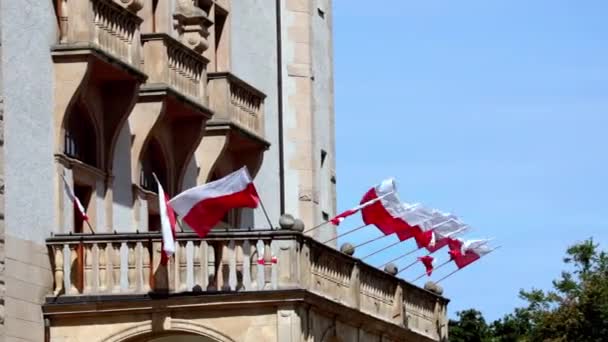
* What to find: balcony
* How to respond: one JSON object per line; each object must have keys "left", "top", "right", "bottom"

{"left": 53, "top": 0, "right": 143, "bottom": 74}
{"left": 207, "top": 72, "right": 266, "bottom": 143}
{"left": 45, "top": 229, "right": 447, "bottom": 341}
{"left": 141, "top": 33, "right": 209, "bottom": 107}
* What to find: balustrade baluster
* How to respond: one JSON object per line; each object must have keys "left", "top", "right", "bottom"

{"left": 111, "top": 242, "right": 121, "bottom": 292}
{"left": 193, "top": 241, "right": 203, "bottom": 288}
{"left": 84, "top": 243, "right": 93, "bottom": 293}
{"left": 263, "top": 239, "right": 272, "bottom": 290}
{"left": 142, "top": 241, "right": 151, "bottom": 292}
{"left": 235, "top": 241, "right": 244, "bottom": 290}
{"left": 68, "top": 243, "right": 80, "bottom": 294}
{"left": 98, "top": 243, "right": 108, "bottom": 292}
{"left": 250, "top": 240, "right": 259, "bottom": 290}
{"left": 52, "top": 245, "right": 64, "bottom": 295}
{"left": 207, "top": 242, "right": 216, "bottom": 291}
{"left": 127, "top": 242, "right": 136, "bottom": 291}
{"left": 178, "top": 241, "right": 188, "bottom": 291}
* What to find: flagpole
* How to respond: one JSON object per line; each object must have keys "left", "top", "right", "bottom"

{"left": 84, "top": 219, "right": 95, "bottom": 234}
{"left": 409, "top": 259, "right": 451, "bottom": 281}
{"left": 379, "top": 246, "right": 421, "bottom": 269}
{"left": 304, "top": 190, "right": 396, "bottom": 234}
{"left": 341, "top": 234, "right": 390, "bottom": 255}
{"left": 361, "top": 239, "right": 403, "bottom": 260}
{"left": 435, "top": 246, "right": 502, "bottom": 284}
{"left": 258, "top": 197, "right": 275, "bottom": 230}
{"left": 322, "top": 223, "right": 369, "bottom": 244}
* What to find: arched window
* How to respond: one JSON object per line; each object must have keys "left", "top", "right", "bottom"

{"left": 63, "top": 108, "right": 98, "bottom": 233}
{"left": 140, "top": 139, "right": 168, "bottom": 194}
{"left": 140, "top": 139, "right": 169, "bottom": 231}
{"left": 64, "top": 109, "right": 97, "bottom": 167}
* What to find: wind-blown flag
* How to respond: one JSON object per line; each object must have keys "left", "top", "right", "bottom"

{"left": 394, "top": 204, "right": 433, "bottom": 241}
{"left": 360, "top": 179, "right": 417, "bottom": 236}
{"left": 155, "top": 175, "right": 176, "bottom": 265}
{"left": 419, "top": 255, "right": 435, "bottom": 276}
{"left": 449, "top": 239, "right": 492, "bottom": 269}
{"left": 61, "top": 174, "right": 89, "bottom": 222}
{"left": 413, "top": 211, "right": 462, "bottom": 249}
{"left": 329, "top": 190, "right": 393, "bottom": 225}
{"left": 425, "top": 223, "right": 468, "bottom": 253}
{"left": 169, "top": 167, "right": 259, "bottom": 238}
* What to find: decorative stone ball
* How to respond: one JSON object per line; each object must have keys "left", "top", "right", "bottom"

{"left": 384, "top": 263, "right": 398, "bottom": 276}
{"left": 424, "top": 281, "right": 443, "bottom": 295}
{"left": 278, "top": 214, "right": 295, "bottom": 230}
{"left": 340, "top": 243, "right": 355, "bottom": 256}
{"left": 292, "top": 219, "right": 305, "bottom": 232}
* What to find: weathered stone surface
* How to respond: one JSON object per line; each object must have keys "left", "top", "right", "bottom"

{"left": 340, "top": 242, "right": 355, "bottom": 256}
{"left": 292, "top": 219, "right": 305, "bottom": 232}
{"left": 278, "top": 214, "right": 295, "bottom": 230}
{"left": 384, "top": 263, "right": 398, "bottom": 276}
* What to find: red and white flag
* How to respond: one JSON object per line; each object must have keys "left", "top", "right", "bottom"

{"left": 169, "top": 167, "right": 260, "bottom": 238}
{"left": 395, "top": 205, "right": 434, "bottom": 242}
{"left": 360, "top": 179, "right": 418, "bottom": 236}
{"left": 413, "top": 211, "right": 462, "bottom": 249}
{"left": 418, "top": 255, "right": 435, "bottom": 276}
{"left": 449, "top": 239, "right": 492, "bottom": 269}
{"left": 61, "top": 174, "right": 89, "bottom": 222}
{"left": 155, "top": 175, "right": 177, "bottom": 265}
{"left": 329, "top": 189, "right": 394, "bottom": 225}
{"left": 425, "top": 222, "right": 468, "bottom": 253}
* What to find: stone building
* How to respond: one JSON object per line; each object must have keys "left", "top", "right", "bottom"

{"left": 0, "top": 1, "right": 447, "bottom": 341}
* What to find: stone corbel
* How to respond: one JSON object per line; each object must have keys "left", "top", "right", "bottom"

{"left": 173, "top": 1, "right": 213, "bottom": 53}
{"left": 115, "top": 0, "right": 144, "bottom": 13}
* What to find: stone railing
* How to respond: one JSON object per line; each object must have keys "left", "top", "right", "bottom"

{"left": 208, "top": 72, "right": 266, "bottom": 138}
{"left": 46, "top": 230, "right": 447, "bottom": 340}
{"left": 141, "top": 33, "right": 208, "bottom": 105}
{"left": 56, "top": 0, "right": 143, "bottom": 67}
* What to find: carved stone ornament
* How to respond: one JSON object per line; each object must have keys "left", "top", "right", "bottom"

{"left": 173, "top": 0, "right": 212, "bottom": 53}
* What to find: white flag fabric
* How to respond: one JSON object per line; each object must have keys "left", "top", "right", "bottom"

{"left": 156, "top": 175, "right": 176, "bottom": 260}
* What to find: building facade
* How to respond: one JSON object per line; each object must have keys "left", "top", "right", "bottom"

{"left": 0, "top": 1, "right": 447, "bottom": 341}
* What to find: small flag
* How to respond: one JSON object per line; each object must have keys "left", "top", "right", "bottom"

{"left": 61, "top": 174, "right": 88, "bottom": 222}
{"left": 169, "top": 167, "right": 259, "bottom": 238}
{"left": 449, "top": 239, "right": 492, "bottom": 269}
{"left": 155, "top": 174, "right": 176, "bottom": 266}
{"left": 418, "top": 255, "right": 435, "bottom": 276}
{"left": 257, "top": 256, "right": 278, "bottom": 265}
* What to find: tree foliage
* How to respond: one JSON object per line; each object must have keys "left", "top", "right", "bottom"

{"left": 449, "top": 239, "right": 608, "bottom": 342}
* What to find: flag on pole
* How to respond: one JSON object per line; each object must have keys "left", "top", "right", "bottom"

{"left": 155, "top": 175, "right": 176, "bottom": 265}
{"left": 395, "top": 205, "right": 435, "bottom": 242}
{"left": 449, "top": 239, "right": 492, "bottom": 269}
{"left": 413, "top": 211, "right": 462, "bottom": 249}
{"left": 360, "top": 179, "right": 417, "bottom": 235}
{"left": 418, "top": 255, "right": 435, "bottom": 276}
{"left": 329, "top": 189, "right": 394, "bottom": 225}
{"left": 169, "top": 167, "right": 259, "bottom": 238}
{"left": 61, "top": 174, "right": 89, "bottom": 222}
{"left": 425, "top": 223, "right": 468, "bottom": 253}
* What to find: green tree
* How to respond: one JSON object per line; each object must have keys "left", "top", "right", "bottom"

{"left": 448, "top": 309, "right": 491, "bottom": 342}
{"left": 449, "top": 239, "right": 608, "bottom": 342}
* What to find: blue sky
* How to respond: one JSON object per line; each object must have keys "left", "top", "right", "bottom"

{"left": 333, "top": 0, "right": 608, "bottom": 321}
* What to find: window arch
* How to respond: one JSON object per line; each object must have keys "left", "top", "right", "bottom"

{"left": 139, "top": 138, "right": 170, "bottom": 231}
{"left": 64, "top": 106, "right": 98, "bottom": 167}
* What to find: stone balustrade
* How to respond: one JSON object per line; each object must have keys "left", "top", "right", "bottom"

{"left": 56, "top": 0, "right": 142, "bottom": 67}
{"left": 141, "top": 33, "right": 209, "bottom": 105}
{"left": 46, "top": 230, "right": 447, "bottom": 340}
{"left": 208, "top": 72, "right": 266, "bottom": 138}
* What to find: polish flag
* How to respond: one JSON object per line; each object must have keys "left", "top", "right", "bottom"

{"left": 329, "top": 190, "right": 394, "bottom": 225}
{"left": 169, "top": 167, "right": 259, "bottom": 238}
{"left": 396, "top": 205, "right": 436, "bottom": 243}
{"left": 413, "top": 212, "right": 462, "bottom": 249}
{"left": 425, "top": 223, "right": 469, "bottom": 253}
{"left": 61, "top": 174, "right": 88, "bottom": 222}
{"left": 155, "top": 175, "right": 176, "bottom": 265}
{"left": 418, "top": 255, "right": 435, "bottom": 276}
{"left": 449, "top": 239, "right": 492, "bottom": 269}
{"left": 360, "top": 179, "right": 417, "bottom": 236}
